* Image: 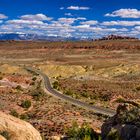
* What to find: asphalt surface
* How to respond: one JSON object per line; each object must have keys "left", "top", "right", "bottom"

{"left": 25, "top": 67, "right": 116, "bottom": 117}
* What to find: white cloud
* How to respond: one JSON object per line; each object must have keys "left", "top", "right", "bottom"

{"left": 105, "top": 9, "right": 140, "bottom": 18}
{"left": 102, "top": 21, "right": 140, "bottom": 26}
{"left": 7, "top": 19, "right": 44, "bottom": 25}
{"left": 58, "top": 18, "right": 77, "bottom": 24}
{"left": 134, "top": 26, "right": 140, "bottom": 30}
{"left": 65, "top": 13, "right": 73, "bottom": 16}
{"left": 20, "top": 14, "right": 52, "bottom": 21}
{"left": 1, "top": 24, "right": 23, "bottom": 30}
{"left": 130, "top": 30, "right": 140, "bottom": 35}
{"left": 74, "top": 24, "right": 128, "bottom": 33}
{"left": 80, "top": 20, "right": 98, "bottom": 25}
{"left": 56, "top": 17, "right": 86, "bottom": 25}
{"left": 77, "top": 17, "right": 87, "bottom": 20}
{"left": 76, "top": 24, "right": 90, "bottom": 28}
{"left": 0, "top": 14, "right": 8, "bottom": 19}
{"left": 67, "top": 6, "right": 90, "bottom": 10}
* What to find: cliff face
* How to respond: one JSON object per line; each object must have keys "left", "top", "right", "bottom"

{"left": 0, "top": 111, "right": 42, "bottom": 140}
{"left": 101, "top": 102, "right": 140, "bottom": 140}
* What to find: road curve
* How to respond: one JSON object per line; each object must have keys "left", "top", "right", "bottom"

{"left": 25, "top": 67, "right": 116, "bottom": 117}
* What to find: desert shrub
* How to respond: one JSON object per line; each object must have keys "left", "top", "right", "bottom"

{"left": 30, "top": 82, "right": 35, "bottom": 86}
{"left": 31, "top": 90, "right": 45, "bottom": 101}
{"left": 52, "top": 81, "right": 60, "bottom": 90}
{"left": 32, "top": 77, "right": 37, "bottom": 81}
{"left": 135, "top": 86, "right": 140, "bottom": 91}
{"left": 89, "top": 101, "right": 95, "bottom": 105}
{"left": 0, "top": 131, "right": 10, "bottom": 140}
{"left": 36, "top": 81, "right": 42, "bottom": 89}
{"left": 116, "top": 103, "right": 140, "bottom": 124}
{"left": 56, "top": 75, "right": 62, "bottom": 80}
{"left": 64, "top": 90, "right": 73, "bottom": 96}
{"left": 64, "top": 90, "right": 80, "bottom": 99}
{"left": 107, "top": 128, "right": 120, "bottom": 140}
{"left": 115, "top": 97, "right": 126, "bottom": 103}
{"left": 10, "top": 109, "right": 19, "bottom": 118}
{"left": 66, "top": 122, "right": 100, "bottom": 140}
{"left": 21, "top": 100, "right": 31, "bottom": 109}
{"left": 15, "top": 85, "right": 22, "bottom": 91}
{"left": 20, "top": 114, "right": 30, "bottom": 120}
{"left": 81, "top": 92, "right": 89, "bottom": 98}
{"left": 99, "top": 92, "right": 112, "bottom": 101}
{"left": 73, "top": 94, "right": 80, "bottom": 99}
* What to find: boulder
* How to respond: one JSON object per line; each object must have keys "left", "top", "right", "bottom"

{"left": 0, "top": 111, "right": 42, "bottom": 140}
{"left": 101, "top": 102, "right": 140, "bottom": 140}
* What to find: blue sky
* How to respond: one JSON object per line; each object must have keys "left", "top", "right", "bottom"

{"left": 0, "top": 0, "right": 140, "bottom": 38}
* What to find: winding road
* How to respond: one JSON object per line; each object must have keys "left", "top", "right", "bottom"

{"left": 25, "top": 67, "right": 116, "bottom": 117}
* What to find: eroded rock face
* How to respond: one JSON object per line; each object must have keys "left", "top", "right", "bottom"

{"left": 101, "top": 102, "right": 140, "bottom": 140}
{"left": 0, "top": 111, "right": 42, "bottom": 140}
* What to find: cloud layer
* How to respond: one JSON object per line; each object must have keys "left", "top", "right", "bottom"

{"left": 105, "top": 9, "right": 140, "bottom": 18}
{"left": 0, "top": 9, "right": 140, "bottom": 39}
{"left": 0, "top": 14, "right": 8, "bottom": 19}
{"left": 20, "top": 14, "right": 52, "bottom": 21}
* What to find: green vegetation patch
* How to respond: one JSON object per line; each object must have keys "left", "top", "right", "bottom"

{"left": 66, "top": 122, "right": 101, "bottom": 140}
{"left": 10, "top": 109, "right": 19, "bottom": 118}
{"left": 21, "top": 100, "right": 31, "bottom": 109}
{"left": 0, "top": 131, "right": 10, "bottom": 140}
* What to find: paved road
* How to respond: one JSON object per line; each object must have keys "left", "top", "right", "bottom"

{"left": 25, "top": 67, "right": 116, "bottom": 117}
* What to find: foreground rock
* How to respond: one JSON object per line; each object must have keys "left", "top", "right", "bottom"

{"left": 101, "top": 102, "right": 140, "bottom": 140}
{"left": 0, "top": 111, "right": 42, "bottom": 140}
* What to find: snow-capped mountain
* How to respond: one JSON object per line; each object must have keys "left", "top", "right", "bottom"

{"left": 0, "top": 33, "right": 85, "bottom": 41}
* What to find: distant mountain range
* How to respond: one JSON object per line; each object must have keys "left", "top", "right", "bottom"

{"left": 0, "top": 33, "right": 138, "bottom": 41}
{"left": 0, "top": 33, "right": 86, "bottom": 41}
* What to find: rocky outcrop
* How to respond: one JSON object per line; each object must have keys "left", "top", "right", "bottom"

{"left": 101, "top": 102, "right": 140, "bottom": 140}
{"left": 0, "top": 111, "right": 42, "bottom": 140}
{"left": 95, "top": 35, "right": 138, "bottom": 41}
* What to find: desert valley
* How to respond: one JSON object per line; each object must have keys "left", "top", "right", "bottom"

{"left": 0, "top": 38, "right": 139, "bottom": 139}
